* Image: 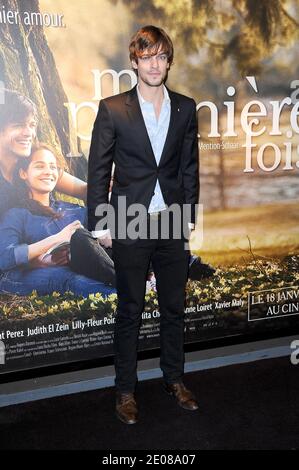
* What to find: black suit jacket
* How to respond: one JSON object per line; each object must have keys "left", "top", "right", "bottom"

{"left": 87, "top": 85, "right": 199, "bottom": 242}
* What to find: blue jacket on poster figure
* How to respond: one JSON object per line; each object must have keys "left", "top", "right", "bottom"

{"left": 0, "top": 199, "right": 86, "bottom": 271}
{"left": 0, "top": 198, "right": 115, "bottom": 298}
{"left": 0, "top": 172, "right": 20, "bottom": 220}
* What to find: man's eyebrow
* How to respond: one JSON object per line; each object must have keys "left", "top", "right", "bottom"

{"left": 32, "top": 160, "right": 57, "bottom": 165}
{"left": 141, "top": 49, "right": 166, "bottom": 56}
{"left": 12, "top": 120, "right": 37, "bottom": 125}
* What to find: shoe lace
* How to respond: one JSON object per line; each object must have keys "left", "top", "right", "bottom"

{"left": 119, "top": 393, "right": 135, "bottom": 405}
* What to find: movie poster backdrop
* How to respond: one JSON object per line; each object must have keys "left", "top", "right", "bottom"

{"left": 0, "top": 0, "right": 298, "bottom": 373}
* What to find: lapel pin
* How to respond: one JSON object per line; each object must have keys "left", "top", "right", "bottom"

{"left": 178, "top": 108, "right": 180, "bottom": 112}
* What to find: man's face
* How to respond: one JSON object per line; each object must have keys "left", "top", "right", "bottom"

{"left": 132, "top": 46, "right": 170, "bottom": 87}
{"left": 0, "top": 114, "right": 37, "bottom": 158}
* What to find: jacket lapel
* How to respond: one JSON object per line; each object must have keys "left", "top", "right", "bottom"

{"left": 125, "top": 86, "right": 156, "bottom": 167}
{"left": 125, "top": 85, "right": 180, "bottom": 168}
{"left": 158, "top": 89, "right": 180, "bottom": 167}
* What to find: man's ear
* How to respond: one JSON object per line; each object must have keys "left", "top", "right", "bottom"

{"left": 19, "top": 168, "right": 27, "bottom": 181}
{"left": 131, "top": 59, "right": 138, "bottom": 70}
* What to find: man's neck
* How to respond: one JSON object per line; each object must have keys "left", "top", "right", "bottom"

{"left": 137, "top": 81, "right": 165, "bottom": 105}
{"left": 0, "top": 152, "right": 17, "bottom": 182}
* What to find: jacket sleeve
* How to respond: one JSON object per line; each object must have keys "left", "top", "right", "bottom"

{"left": 0, "top": 210, "right": 29, "bottom": 271}
{"left": 87, "top": 100, "right": 115, "bottom": 232}
{"left": 180, "top": 100, "right": 199, "bottom": 225}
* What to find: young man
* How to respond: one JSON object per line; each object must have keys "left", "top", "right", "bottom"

{"left": 88, "top": 25, "right": 200, "bottom": 424}
{"left": 0, "top": 90, "right": 38, "bottom": 216}
{"left": 0, "top": 89, "right": 86, "bottom": 219}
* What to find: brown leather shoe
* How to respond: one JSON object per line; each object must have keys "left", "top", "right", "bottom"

{"left": 115, "top": 392, "right": 138, "bottom": 424}
{"left": 164, "top": 382, "right": 199, "bottom": 411}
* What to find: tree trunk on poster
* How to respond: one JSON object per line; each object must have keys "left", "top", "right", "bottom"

{"left": 0, "top": 0, "right": 87, "bottom": 179}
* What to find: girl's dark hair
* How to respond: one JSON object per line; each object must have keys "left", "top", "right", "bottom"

{"left": 12, "top": 143, "right": 64, "bottom": 219}
{"left": 129, "top": 25, "right": 174, "bottom": 67}
{"left": 0, "top": 89, "right": 37, "bottom": 131}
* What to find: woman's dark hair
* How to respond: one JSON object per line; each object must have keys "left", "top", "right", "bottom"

{"left": 0, "top": 89, "right": 37, "bottom": 131}
{"left": 129, "top": 25, "right": 174, "bottom": 67}
{"left": 12, "top": 143, "right": 64, "bottom": 219}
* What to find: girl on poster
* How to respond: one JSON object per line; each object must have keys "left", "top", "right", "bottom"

{"left": 0, "top": 143, "right": 116, "bottom": 297}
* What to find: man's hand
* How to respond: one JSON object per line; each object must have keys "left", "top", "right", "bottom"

{"left": 29, "top": 245, "right": 70, "bottom": 268}
{"left": 91, "top": 228, "right": 112, "bottom": 248}
{"left": 51, "top": 246, "right": 70, "bottom": 266}
{"left": 98, "top": 231, "right": 112, "bottom": 248}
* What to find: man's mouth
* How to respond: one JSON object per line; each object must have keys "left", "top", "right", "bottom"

{"left": 16, "top": 140, "right": 31, "bottom": 147}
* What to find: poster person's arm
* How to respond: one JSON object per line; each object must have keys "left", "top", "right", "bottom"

{"left": 27, "top": 220, "right": 82, "bottom": 262}
{"left": 180, "top": 100, "right": 199, "bottom": 227}
{"left": 87, "top": 100, "right": 115, "bottom": 235}
{"left": 0, "top": 190, "right": 12, "bottom": 221}
{"left": 0, "top": 211, "right": 82, "bottom": 271}
{"left": 56, "top": 171, "right": 87, "bottom": 201}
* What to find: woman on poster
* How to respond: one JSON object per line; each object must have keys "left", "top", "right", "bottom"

{"left": 0, "top": 143, "right": 116, "bottom": 297}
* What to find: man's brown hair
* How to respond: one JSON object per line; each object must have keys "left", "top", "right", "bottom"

{"left": 0, "top": 89, "right": 37, "bottom": 131}
{"left": 129, "top": 25, "right": 174, "bottom": 65}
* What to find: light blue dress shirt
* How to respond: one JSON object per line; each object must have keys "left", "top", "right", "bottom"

{"left": 137, "top": 84, "right": 170, "bottom": 213}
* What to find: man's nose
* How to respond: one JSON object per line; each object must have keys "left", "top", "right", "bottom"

{"left": 22, "top": 126, "right": 32, "bottom": 137}
{"left": 21, "top": 125, "right": 33, "bottom": 137}
{"left": 150, "top": 56, "right": 159, "bottom": 67}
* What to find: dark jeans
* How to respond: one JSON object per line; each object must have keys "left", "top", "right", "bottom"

{"left": 70, "top": 228, "right": 116, "bottom": 287}
{"left": 112, "top": 212, "right": 190, "bottom": 393}
{"left": 0, "top": 266, "right": 115, "bottom": 297}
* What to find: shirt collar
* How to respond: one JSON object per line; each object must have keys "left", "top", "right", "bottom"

{"left": 136, "top": 84, "right": 170, "bottom": 105}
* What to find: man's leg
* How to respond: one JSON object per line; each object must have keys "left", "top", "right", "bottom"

{"left": 151, "top": 237, "right": 189, "bottom": 384}
{"left": 112, "top": 239, "right": 153, "bottom": 393}
{"left": 150, "top": 214, "right": 199, "bottom": 412}
{"left": 70, "top": 228, "right": 116, "bottom": 286}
